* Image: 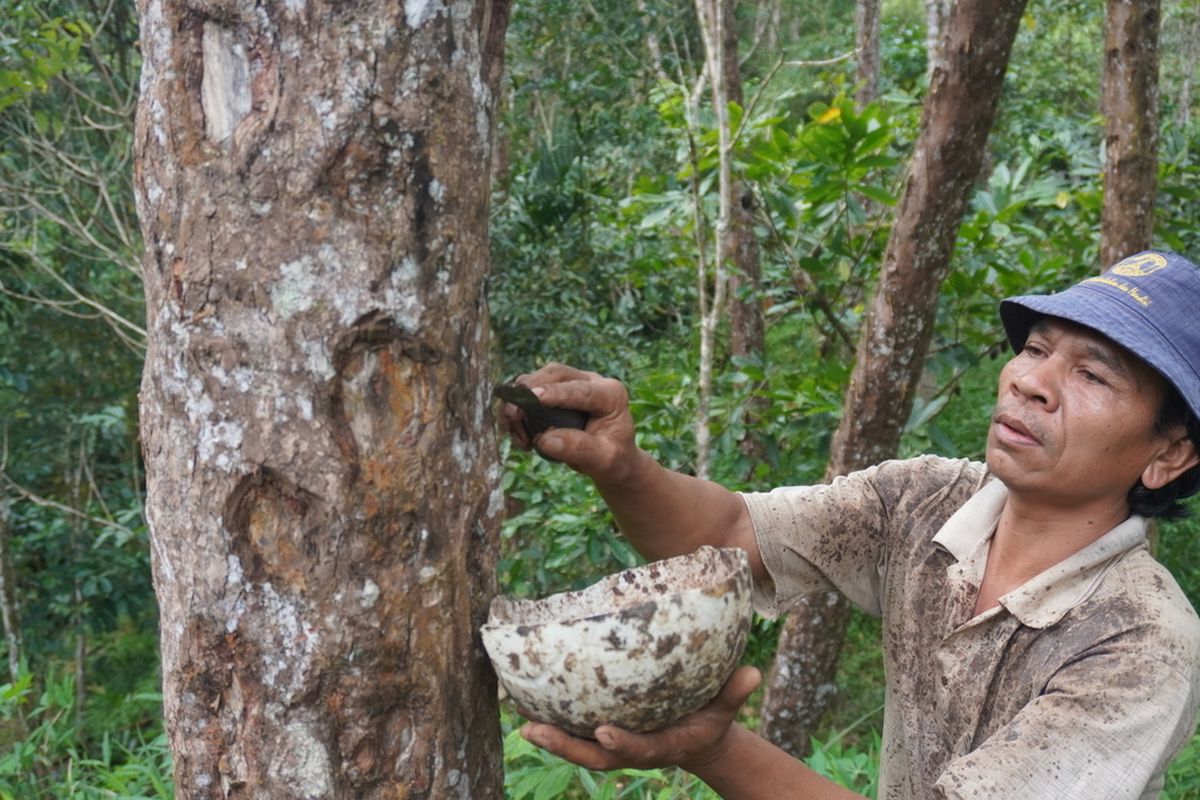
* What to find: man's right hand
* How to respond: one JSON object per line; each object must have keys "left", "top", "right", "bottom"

{"left": 499, "top": 363, "right": 640, "bottom": 486}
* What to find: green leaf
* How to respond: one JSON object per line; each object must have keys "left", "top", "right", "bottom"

{"left": 856, "top": 184, "right": 896, "bottom": 206}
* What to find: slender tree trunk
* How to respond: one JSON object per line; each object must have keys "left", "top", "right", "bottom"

{"left": 693, "top": 0, "right": 732, "bottom": 481}
{"left": 855, "top": 0, "right": 882, "bottom": 108}
{"left": 1173, "top": 3, "right": 1200, "bottom": 126}
{"left": 750, "top": 0, "right": 780, "bottom": 62}
{"left": 1100, "top": 0, "right": 1161, "bottom": 268}
{"left": 924, "top": 0, "right": 953, "bottom": 81}
{"left": 714, "top": 0, "right": 768, "bottom": 466}
{"left": 134, "top": 0, "right": 511, "bottom": 796}
{"left": 69, "top": 433, "right": 86, "bottom": 730}
{"left": 760, "top": 0, "right": 1028, "bottom": 758}
{"left": 0, "top": 499, "right": 19, "bottom": 683}
{"left": 0, "top": 497, "right": 27, "bottom": 743}
{"left": 636, "top": 0, "right": 671, "bottom": 84}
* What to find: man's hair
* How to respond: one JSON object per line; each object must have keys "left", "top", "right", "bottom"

{"left": 1128, "top": 383, "right": 1200, "bottom": 519}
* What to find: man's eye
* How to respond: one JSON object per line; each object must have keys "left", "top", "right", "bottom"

{"left": 1081, "top": 370, "right": 1107, "bottom": 386}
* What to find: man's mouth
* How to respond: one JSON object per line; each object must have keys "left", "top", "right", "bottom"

{"left": 992, "top": 411, "right": 1041, "bottom": 446}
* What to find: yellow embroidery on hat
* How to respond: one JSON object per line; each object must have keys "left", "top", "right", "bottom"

{"left": 1082, "top": 276, "right": 1152, "bottom": 306}
{"left": 1111, "top": 252, "right": 1168, "bottom": 277}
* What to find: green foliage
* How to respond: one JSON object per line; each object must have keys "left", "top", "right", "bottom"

{"left": 0, "top": 3, "right": 92, "bottom": 113}
{"left": 501, "top": 704, "right": 882, "bottom": 799}
{"left": 1165, "top": 731, "right": 1200, "bottom": 799}
{"left": 502, "top": 709, "right": 720, "bottom": 800}
{"left": 0, "top": 663, "right": 171, "bottom": 799}
{"left": 499, "top": 441, "right": 643, "bottom": 599}
{"left": 806, "top": 728, "right": 882, "bottom": 798}
{"left": 2, "top": 0, "right": 1199, "bottom": 794}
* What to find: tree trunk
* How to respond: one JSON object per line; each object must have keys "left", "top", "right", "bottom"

{"left": 924, "top": 0, "right": 953, "bottom": 81}
{"left": 855, "top": 0, "right": 882, "bottom": 108}
{"left": 134, "top": 0, "right": 511, "bottom": 797}
{"left": 693, "top": 0, "right": 732, "bottom": 481}
{"left": 760, "top": 0, "right": 1028, "bottom": 758}
{"left": 0, "top": 499, "right": 20, "bottom": 683}
{"left": 716, "top": 0, "right": 768, "bottom": 465}
{"left": 636, "top": 0, "right": 671, "bottom": 84}
{"left": 1172, "top": 4, "right": 1200, "bottom": 126}
{"left": 1100, "top": 0, "right": 1161, "bottom": 268}
{"left": 71, "top": 434, "right": 87, "bottom": 730}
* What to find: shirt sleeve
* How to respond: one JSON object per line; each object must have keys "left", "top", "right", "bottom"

{"left": 933, "top": 634, "right": 1200, "bottom": 800}
{"left": 740, "top": 455, "right": 982, "bottom": 619}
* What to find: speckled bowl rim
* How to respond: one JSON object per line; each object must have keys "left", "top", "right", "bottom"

{"left": 483, "top": 546, "right": 749, "bottom": 629}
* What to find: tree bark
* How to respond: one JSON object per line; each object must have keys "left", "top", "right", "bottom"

{"left": 134, "top": 0, "right": 511, "bottom": 797}
{"left": 693, "top": 0, "right": 732, "bottom": 480}
{"left": 722, "top": 0, "right": 764, "bottom": 366}
{"left": 855, "top": 0, "right": 882, "bottom": 108}
{"left": 1100, "top": 0, "right": 1161, "bottom": 268}
{"left": 924, "top": 0, "right": 953, "bottom": 81}
{"left": 760, "top": 0, "right": 1028, "bottom": 758}
{"left": 1172, "top": 4, "right": 1200, "bottom": 126}
{"left": 716, "top": 0, "right": 768, "bottom": 466}
{"left": 0, "top": 499, "right": 20, "bottom": 684}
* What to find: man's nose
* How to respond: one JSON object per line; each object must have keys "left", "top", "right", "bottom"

{"left": 1010, "top": 356, "right": 1060, "bottom": 411}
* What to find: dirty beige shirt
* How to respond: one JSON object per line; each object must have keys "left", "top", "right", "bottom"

{"left": 742, "top": 455, "right": 1200, "bottom": 800}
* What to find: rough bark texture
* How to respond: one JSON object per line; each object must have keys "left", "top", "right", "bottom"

{"left": 1100, "top": 0, "right": 1161, "bottom": 269}
{"left": 759, "top": 0, "right": 1028, "bottom": 758}
{"left": 855, "top": 0, "right": 882, "bottom": 108}
{"left": 722, "top": 1, "right": 763, "bottom": 364}
{"left": 717, "top": 0, "right": 767, "bottom": 464}
{"left": 133, "top": 1, "right": 511, "bottom": 797}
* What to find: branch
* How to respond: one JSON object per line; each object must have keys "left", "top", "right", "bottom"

{"left": 783, "top": 49, "right": 858, "bottom": 68}
{"left": 0, "top": 471, "right": 140, "bottom": 542}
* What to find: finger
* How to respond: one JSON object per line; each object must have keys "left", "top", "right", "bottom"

{"left": 520, "top": 362, "right": 601, "bottom": 388}
{"left": 521, "top": 722, "right": 620, "bottom": 771}
{"left": 590, "top": 724, "right": 672, "bottom": 768}
{"left": 712, "top": 666, "right": 762, "bottom": 713}
{"left": 534, "top": 377, "right": 625, "bottom": 418}
{"left": 496, "top": 400, "right": 532, "bottom": 449}
{"left": 532, "top": 427, "right": 620, "bottom": 475}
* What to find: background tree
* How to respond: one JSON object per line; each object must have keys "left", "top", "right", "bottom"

{"left": 760, "top": 0, "right": 1031, "bottom": 757}
{"left": 1164, "top": 0, "right": 1200, "bottom": 126}
{"left": 1100, "top": 0, "right": 1162, "bottom": 267}
{"left": 924, "top": 0, "right": 953, "bottom": 79}
{"left": 134, "top": 0, "right": 510, "bottom": 795}
{"left": 855, "top": 0, "right": 882, "bottom": 107}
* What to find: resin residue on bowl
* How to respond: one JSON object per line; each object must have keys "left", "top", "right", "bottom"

{"left": 482, "top": 545, "right": 752, "bottom": 738}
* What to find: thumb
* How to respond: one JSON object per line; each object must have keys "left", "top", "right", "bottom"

{"left": 711, "top": 666, "right": 761, "bottom": 713}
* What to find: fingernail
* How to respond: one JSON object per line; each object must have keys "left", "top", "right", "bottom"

{"left": 532, "top": 386, "right": 545, "bottom": 397}
{"left": 520, "top": 724, "right": 537, "bottom": 743}
{"left": 539, "top": 434, "right": 563, "bottom": 455}
{"left": 596, "top": 729, "right": 615, "bottom": 748}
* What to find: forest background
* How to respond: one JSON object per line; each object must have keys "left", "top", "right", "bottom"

{"left": 2, "top": 0, "right": 1200, "bottom": 797}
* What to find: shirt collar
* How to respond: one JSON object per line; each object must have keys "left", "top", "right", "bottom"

{"left": 931, "top": 477, "right": 1149, "bottom": 629}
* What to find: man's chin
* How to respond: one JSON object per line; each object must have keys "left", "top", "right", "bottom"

{"left": 984, "top": 446, "right": 1039, "bottom": 488}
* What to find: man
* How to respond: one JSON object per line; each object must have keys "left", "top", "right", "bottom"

{"left": 500, "top": 250, "right": 1200, "bottom": 799}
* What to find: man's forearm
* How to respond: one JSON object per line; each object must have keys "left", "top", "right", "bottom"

{"left": 592, "top": 447, "right": 761, "bottom": 574}
{"left": 687, "top": 724, "right": 865, "bottom": 800}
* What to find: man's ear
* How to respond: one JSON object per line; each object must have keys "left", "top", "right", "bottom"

{"left": 1142, "top": 430, "right": 1200, "bottom": 490}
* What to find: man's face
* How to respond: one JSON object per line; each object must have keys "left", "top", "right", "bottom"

{"left": 986, "top": 317, "right": 1172, "bottom": 509}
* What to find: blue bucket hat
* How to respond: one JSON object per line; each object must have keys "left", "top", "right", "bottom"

{"left": 999, "top": 250, "right": 1200, "bottom": 422}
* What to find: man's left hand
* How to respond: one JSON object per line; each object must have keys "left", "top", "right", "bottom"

{"left": 519, "top": 665, "right": 762, "bottom": 773}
